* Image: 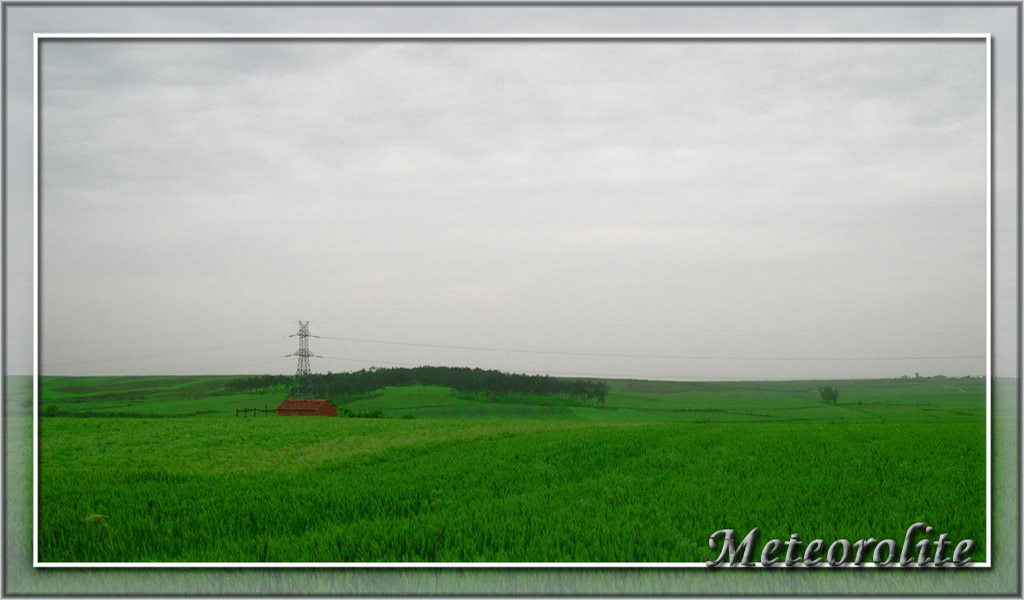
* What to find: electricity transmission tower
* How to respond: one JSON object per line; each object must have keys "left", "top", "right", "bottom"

{"left": 287, "top": 321, "right": 320, "bottom": 376}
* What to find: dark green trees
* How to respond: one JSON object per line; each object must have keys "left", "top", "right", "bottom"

{"left": 819, "top": 385, "right": 840, "bottom": 405}
{"left": 230, "top": 367, "right": 610, "bottom": 406}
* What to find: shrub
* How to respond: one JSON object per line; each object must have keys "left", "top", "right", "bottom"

{"left": 346, "top": 410, "right": 384, "bottom": 419}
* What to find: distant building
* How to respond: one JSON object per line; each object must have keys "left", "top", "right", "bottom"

{"left": 277, "top": 399, "right": 337, "bottom": 417}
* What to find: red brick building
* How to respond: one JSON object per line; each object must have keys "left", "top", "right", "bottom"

{"left": 276, "top": 399, "right": 337, "bottom": 417}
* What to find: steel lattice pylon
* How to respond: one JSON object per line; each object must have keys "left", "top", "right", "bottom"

{"left": 287, "top": 321, "right": 319, "bottom": 376}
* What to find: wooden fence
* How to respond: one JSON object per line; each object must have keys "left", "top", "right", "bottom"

{"left": 236, "top": 408, "right": 274, "bottom": 417}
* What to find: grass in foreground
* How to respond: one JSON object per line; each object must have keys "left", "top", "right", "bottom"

{"left": 39, "top": 415, "right": 984, "bottom": 562}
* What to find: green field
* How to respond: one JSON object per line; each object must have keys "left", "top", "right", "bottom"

{"left": 36, "top": 375, "right": 986, "bottom": 563}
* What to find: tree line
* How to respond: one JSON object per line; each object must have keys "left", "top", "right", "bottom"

{"left": 224, "top": 374, "right": 291, "bottom": 393}
{"left": 227, "top": 367, "right": 610, "bottom": 406}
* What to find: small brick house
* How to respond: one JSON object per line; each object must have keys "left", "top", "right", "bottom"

{"left": 276, "top": 399, "right": 337, "bottom": 417}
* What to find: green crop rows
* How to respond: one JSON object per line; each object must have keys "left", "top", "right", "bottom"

{"left": 35, "top": 375, "right": 985, "bottom": 563}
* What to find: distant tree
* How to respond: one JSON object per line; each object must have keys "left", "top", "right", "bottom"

{"left": 819, "top": 385, "right": 840, "bottom": 405}
{"left": 286, "top": 366, "right": 608, "bottom": 405}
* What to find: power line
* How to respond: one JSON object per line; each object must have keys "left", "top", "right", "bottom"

{"left": 316, "top": 335, "right": 982, "bottom": 362}
{"left": 44, "top": 322, "right": 984, "bottom": 376}
{"left": 319, "top": 355, "right": 420, "bottom": 366}
{"left": 156, "top": 356, "right": 287, "bottom": 376}
{"left": 45, "top": 336, "right": 290, "bottom": 367}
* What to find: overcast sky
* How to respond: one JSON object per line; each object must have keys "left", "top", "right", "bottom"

{"left": 39, "top": 39, "right": 987, "bottom": 379}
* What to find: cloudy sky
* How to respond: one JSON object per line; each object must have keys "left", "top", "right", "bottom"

{"left": 39, "top": 38, "right": 987, "bottom": 379}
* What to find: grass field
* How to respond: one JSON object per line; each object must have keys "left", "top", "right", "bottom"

{"left": 35, "top": 375, "right": 986, "bottom": 563}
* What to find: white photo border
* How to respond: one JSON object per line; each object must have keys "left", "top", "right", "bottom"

{"left": 30, "top": 31, "right": 994, "bottom": 570}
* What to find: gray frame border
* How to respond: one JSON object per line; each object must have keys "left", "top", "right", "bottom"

{"left": 2, "top": 1, "right": 1020, "bottom": 596}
